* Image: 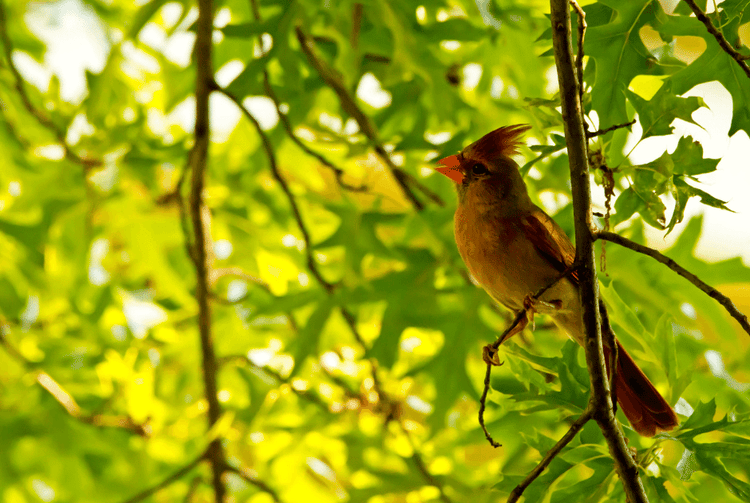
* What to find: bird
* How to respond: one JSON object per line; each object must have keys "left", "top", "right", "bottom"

{"left": 435, "top": 124, "right": 679, "bottom": 437}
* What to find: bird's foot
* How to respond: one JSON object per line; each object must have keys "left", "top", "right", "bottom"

{"left": 522, "top": 295, "right": 563, "bottom": 330}
{"left": 483, "top": 344, "right": 504, "bottom": 366}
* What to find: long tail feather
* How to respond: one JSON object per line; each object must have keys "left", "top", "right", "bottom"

{"left": 604, "top": 341, "right": 679, "bottom": 436}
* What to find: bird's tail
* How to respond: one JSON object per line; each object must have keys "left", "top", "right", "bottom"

{"left": 604, "top": 341, "right": 679, "bottom": 436}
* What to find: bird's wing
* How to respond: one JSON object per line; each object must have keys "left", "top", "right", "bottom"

{"left": 519, "top": 208, "right": 579, "bottom": 285}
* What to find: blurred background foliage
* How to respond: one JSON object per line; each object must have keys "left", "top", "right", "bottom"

{"left": 1, "top": 0, "right": 750, "bottom": 501}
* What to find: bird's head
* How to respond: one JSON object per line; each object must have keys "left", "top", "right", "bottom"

{"left": 436, "top": 124, "right": 532, "bottom": 215}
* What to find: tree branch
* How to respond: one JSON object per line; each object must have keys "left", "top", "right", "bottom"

{"left": 225, "top": 21, "right": 446, "bottom": 495}
{"left": 122, "top": 452, "right": 207, "bottom": 503}
{"left": 294, "top": 26, "right": 445, "bottom": 210}
{"left": 246, "top": 0, "right": 366, "bottom": 193}
{"left": 219, "top": 78, "right": 396, "bottom": 410}
{"left": 190, "top": 0, "right": 226, "bottom": 500}
{"left": 216, "top": 85, "right": 336, "bottom": 293}
{"left": 596, "top": 231, "right": 750, "bottom": 337}
{"left": 220, "top": 81, "right": 396, "bottom": 417}
{"left": 550, "top": 1, "right": 648, "bottom": 502}
{"left": 507, "top": 407, "right": 593, "bottom": 503}
{"left": 682, "top": 0, "right": 750, "bottom": 80}
{"left": 262, "top": 74, "right": 368, "bottom": 192}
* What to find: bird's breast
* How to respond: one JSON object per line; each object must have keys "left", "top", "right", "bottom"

{"left": 454, "top": 208, "right": 562, "bottom": 312}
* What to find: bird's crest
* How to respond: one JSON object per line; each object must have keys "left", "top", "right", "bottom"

{"left": 464, "top": 124, "right": 531, "bottom": 161}
{"left": 436, "top": 124, "right": 531, "bottom": 183}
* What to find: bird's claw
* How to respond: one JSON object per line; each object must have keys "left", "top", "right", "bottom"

{"left": 483, "top": 344, "right": 504, "bottom": 366}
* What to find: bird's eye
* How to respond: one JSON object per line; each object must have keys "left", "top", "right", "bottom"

{"left": 471, "top": 164, "right": 489, "bottom": 176}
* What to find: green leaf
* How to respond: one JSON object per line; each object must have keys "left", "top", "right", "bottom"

{"left": 600, "top": 281, "right": 651, "bottom": 355}
{"left": 679, "top": 399, "right": 717, "bottom": 432}
{"left": 221, "top": 15, "right": 284, "bottom": 39}
{"left": 0, "top": 276, "right": 25, "bottom": 318}
{"left": 550, "top": 457, "right": 614, "bottom": 503}
{"left": 627, "top": 82, "right": 704, "bottom": 138}
{"left": 128, "top": 0, "right": 171, "bottom": 39}
{"left": 418, "top": 315, "right": 481, "bottom": 427}
{"left": 586, "top": 0, "right": 659, "bottom": 127}
{"left": 613, "top": 183, "right": 667, "bottom": 229}
{"left": 673, "top": 177, "right": 730, "bottom": 211}
{"left": 653, "top": 313, "right": 679, "bottom": 400}
{"left": 235, "top": 366, "right": 276, "bottom": 424}
{"left": 694, "top": 449, "right": 750, "bottom": 500}
{"left": 659, "top": 11, "right": 750, "bottom": 135}
{"left": 289, "top": 300, "right": 334, "bottom": 376}
{"left": 523, "top": 457, "right": 575, "bottom": 503}
{"left": 613, "top": 187, "right": 640, "bottom": 225}
{"left": 670, "top": 136, "right": 720, "bottom": 176}
{"left": 225, "top": 51, "right": 277, "bottom": 98}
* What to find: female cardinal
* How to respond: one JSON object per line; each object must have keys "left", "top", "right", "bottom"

{"left": 436, "top": 125, "right": 679, "bottom": 436}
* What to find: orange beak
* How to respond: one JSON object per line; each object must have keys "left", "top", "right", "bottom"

{"left": 436, "top": 154, "right": 464, "bottom": 184}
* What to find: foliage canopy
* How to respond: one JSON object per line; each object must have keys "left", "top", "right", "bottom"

{"left": 1, "top": 0, "right": 750, "bottom": 501}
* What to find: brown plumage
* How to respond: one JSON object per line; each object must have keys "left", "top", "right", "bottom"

{"left": 436, "top": 125, "right": 679, "bottom": 436}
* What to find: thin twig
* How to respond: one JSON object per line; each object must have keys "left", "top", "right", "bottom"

{"left": 586, "top": 120, "right": 636, "bottom": 138}
{"left": 262, "top": 74, "right": 368, "bottom": 192}
{"left": 401, "top": 423, "right": 452, "bottom": 503}
{"left": 294, "top": 26, "right": 445, "bottom": 210}
{"left": 0, "top": 329, "right": 150, "bottom": 436}
{"left": 191, "top": 0, "right": 226, "bottom": 500}
{"left": 223, "top": 464, "right": 283, "bottom": 503}
{"left": 122, "top": 452, "right": 207, "bottom": 503}
{"left": 217, "top": 85, "right": 336, "bottom": 292}
{"left": 507, "top": 407, "right": 593, "bottom": 503}
{"left": 477, "top": 355, "right": 508, "bottom": 448}
{"left": 569, "top": 0, "right": 587, "bottom": 135}
{"left": 596, "top": 231, "right": 750, "bottom": 337}
{"left": 209, "top": 266, "right": 269, "bottom": 290}
{"left": 0, "top": 0, "right": 101, "bottom": 169}
{"left": 478, "top": 267, "right": 576, "bottom": 447}
{"left": 246, "top": 0, "right": 366, "bottom": 193}
{"left": 682, "top": 0, "right": 750, "bottom": 80}
{"left": 551, "top": 1, "right": 648, "bottom": 501}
